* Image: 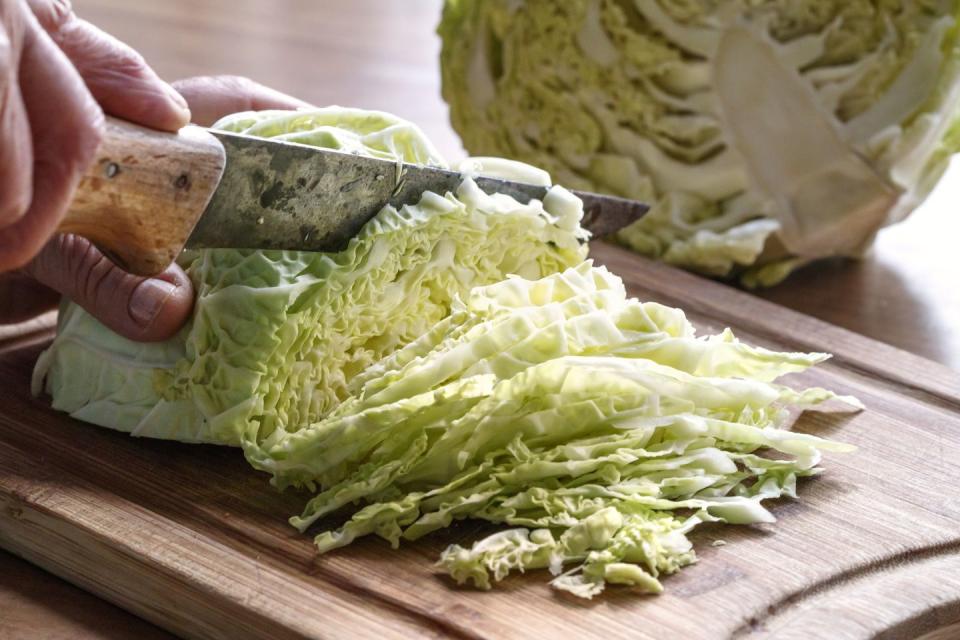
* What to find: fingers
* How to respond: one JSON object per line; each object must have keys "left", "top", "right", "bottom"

{"left": 24, "top": 234, "right": 194, "bottom": 341}
{"left": 27, "top": 0, "right": 190, "bottom": 132}
{"left": 173, "top": 75, "right": 312, "bottom": 126}
{"left": 0, "top": 84, "right": 32, "bottom": 229}
{"left": 0, "top": 6, "right": 102, "bottom": 272}
{"left": 0, "top": 0, "right": 194, "bottom": 340}
{"left": 0, "top": 13, "right": 33, "bottom": 231}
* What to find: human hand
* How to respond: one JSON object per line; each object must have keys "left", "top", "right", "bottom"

{"left": 0, "top": 0, "right": 308, "bottom": 340}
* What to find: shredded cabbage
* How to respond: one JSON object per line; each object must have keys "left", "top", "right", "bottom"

{"left": 439, "top": 0, "right": 960, "bottom": 284}
{"left": 33, "top": 107, "right": 859, "bottom": 597}
{"left": 247, "top": 261, "right": 859, "bottom": 598}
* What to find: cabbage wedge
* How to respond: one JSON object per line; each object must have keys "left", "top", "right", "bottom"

{"left": 440, "top": 0, "right": 960, "bottom": 284}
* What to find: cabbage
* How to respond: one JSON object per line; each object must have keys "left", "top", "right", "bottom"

{"left": 32, "top": 108, "right": 588, "bottom": 444}
{"left": 33, "top": 107, "right": 859, "bottom": 597}
{"left": 439, "top": 0, "right": 960, "bottom": 284}
{"left": 245, "top": 261, "right": 859, "bottom": 597}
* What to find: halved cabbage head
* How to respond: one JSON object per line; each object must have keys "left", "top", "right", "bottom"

{"left": 33, "top": 107, "right": 589, "bottom": 445}
{"left": 439, "top": 0, "right": 960, "bottom": 284}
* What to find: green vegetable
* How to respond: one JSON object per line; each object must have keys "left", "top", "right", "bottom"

{"left": 245, "top": 261, "right": 859, "bottom": 597}
{"left": 33, "top": 107, "right": 859, "bottom": 597}
{"left": 32, "top": 108, "right": 587, "bottom": 444}
{"left": 439, "top": 0, "right": 960, "bottom": 284}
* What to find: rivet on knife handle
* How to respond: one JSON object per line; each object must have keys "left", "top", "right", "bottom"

{"left": 59, "top": 116, "right": 226, "bottom": 277}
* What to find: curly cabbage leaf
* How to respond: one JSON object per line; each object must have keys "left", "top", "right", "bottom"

{"left": 33, "top": 108, "right": 588, "bottom": 444}
{"left": 439, "top": 0, "right": 960, "bottom": 284}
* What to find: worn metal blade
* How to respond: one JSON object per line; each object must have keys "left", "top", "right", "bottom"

{"left": 187, "top": 131, "right": 648, "bottom": 252}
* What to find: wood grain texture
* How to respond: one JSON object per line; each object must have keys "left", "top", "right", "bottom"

{"left": 1, "top": 242, "right": 959, "bottom": 640}
{"left": 5, "top": 0, "right": 959, "bottom": 634}
{"left": 60, "top": 117, "right": 226, "bottom": 277}
{"left": 0, "top": 550, "right": 174, "bottom": 640}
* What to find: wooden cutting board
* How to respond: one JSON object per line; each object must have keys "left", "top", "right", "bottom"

{"left": 1, "top": 243, "right": 959, "bottom": 640}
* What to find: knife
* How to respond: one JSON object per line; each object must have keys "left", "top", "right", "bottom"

{"left": 59, "top": 117, "right": 649, "bottom": 276}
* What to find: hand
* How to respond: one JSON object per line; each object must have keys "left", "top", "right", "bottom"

{"left": 0, "top": 0, "right": 309, "bottom": 341}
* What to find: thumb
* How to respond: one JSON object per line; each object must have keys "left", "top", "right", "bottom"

{"left": 24, "top": 234, "right": 194, "bottom": 341}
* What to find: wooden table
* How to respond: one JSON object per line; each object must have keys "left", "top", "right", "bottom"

{"left": 3, "top": 1, "right": 958, "bottom": 638}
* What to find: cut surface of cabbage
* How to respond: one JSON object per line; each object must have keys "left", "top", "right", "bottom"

{"left": 33, "top": 107, "right": 859, "bottom": 597}
{"left": 439, "top": 0, "right": 960, "bottom": 284}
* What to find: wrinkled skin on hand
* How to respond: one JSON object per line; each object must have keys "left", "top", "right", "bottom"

{"left": 0, "top": 0, "right": 308, "bottom": 340}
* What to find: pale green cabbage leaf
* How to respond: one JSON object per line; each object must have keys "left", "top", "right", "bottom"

{"left": 244, "top": 261, "right": 859, "bottom": 598}
{"left": 33, "top": 108, "right": 588, "bottom": 445}
{"left": 439, "top": 0, "right": 960, "bottom": 285}
{"left": 32, "top": 107, "right": 860, "bottom": 598}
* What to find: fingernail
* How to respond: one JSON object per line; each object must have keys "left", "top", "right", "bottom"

{"left": 129, "top": 278, "right": 176, "bottom": 328}
{"left": 163, "top": 83, "right": 191, "bottom": 118}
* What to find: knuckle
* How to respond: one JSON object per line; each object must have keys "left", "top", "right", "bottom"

{"left": 117, "top": 47, "right": 148, "bottom": 75}
{"left": 69, "top": 19, "right": 148, "bottom": 77}
{"left": 58, "top": 234, "right": 110, "bottom": 301}
{"left": 27, "top": 0, "right": 75, "bottom": 35}
{"left": 222, "top": 74, "right": 256, "bottom": 93}
{"left": 176, "top": 73, "right": 257, "bottom": 93}
{"left": 80, "top": 253, "right": 112, "bottom": 304}
{"left": 88, "top": 37, "right": 148, "bottom": 78}
{"left": 50, "top": 17, "right": 154, "bottom": 87}
{"left": 27, "top": 233, "right": 71, "bottom": 284}
{"left": 50, "top": 0, "right": 74, "bottom": 28}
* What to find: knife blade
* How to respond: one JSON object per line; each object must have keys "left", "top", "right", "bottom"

{"left": 188, "top": 129, "right": 648, "bottom": 253}
{"left": 60, "top": 117, "right": 648, "bottom": 276}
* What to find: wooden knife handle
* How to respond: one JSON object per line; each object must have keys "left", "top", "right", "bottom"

{"left": 58, "top": 116, "right": 226, "bottom": 276}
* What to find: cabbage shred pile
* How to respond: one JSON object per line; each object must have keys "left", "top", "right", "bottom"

{"left": 439, "top": 0, "right": 960, "bottom": 285}
{"left": 247, "top": 261, "right": 857, "bottom": 597}
{"left": 34, "top": 108, "right": 858, "bottom": 597}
